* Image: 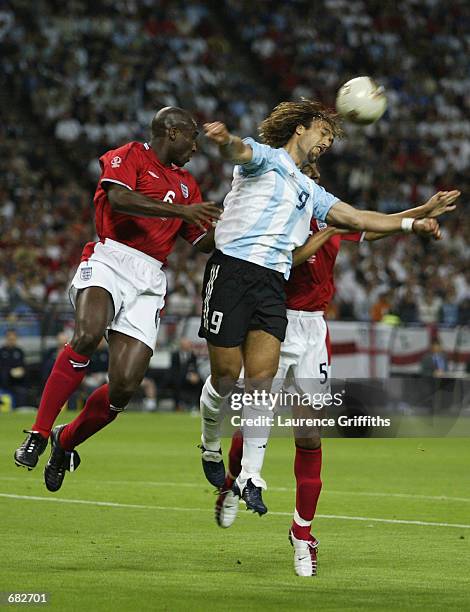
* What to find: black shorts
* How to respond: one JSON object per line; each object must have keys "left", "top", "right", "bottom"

{"left": 198, "top": 250, "right": 288, "bottom": 347}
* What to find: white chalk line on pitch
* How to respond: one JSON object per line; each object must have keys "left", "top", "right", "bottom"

{"left": 1, "top": 492, "right": 470, "bottom": 530}
{"left": 1, "top": 475, "right": 469, "bottom": 504}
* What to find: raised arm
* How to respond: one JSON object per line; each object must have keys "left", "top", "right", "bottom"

{"left": 363, "top": 190, "right": 460, "bottom": 241}
{"left": 203, "top": 122, "right": 253, "bottom": 164}
{"left": 326, "top": 200, "right": 441, "bottom": 239}
{"left": 106, "top": 184, "right": 221, "bottom": 230}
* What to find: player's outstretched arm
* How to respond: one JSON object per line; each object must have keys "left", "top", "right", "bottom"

{"left": 326, "top": 201, "right": 441, "bottom": 240}
{"left": 203, "top": 122, "right": 253, "bottom": 164}
{"left": 364, "top": 190, "right": 460, "bottom": 241}
{"left": 106, "top": 184, "right": 221, "bottom": 230}
{"left": 292, "top": 227, "right": 339, "bottom": 266}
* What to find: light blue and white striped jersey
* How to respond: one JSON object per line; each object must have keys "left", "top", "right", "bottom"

{"left": 215, "top": 138, "right": 339, "bottom": 279}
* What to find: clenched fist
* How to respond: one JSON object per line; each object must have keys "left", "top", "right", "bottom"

{"left": 204, "top": 122, "right": 232, "bottom": 146}
{"left": 412, "top": 218, "right": 441, "bottom": 240}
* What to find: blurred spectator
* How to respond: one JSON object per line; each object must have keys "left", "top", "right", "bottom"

{"left": 82, "top": 337, "right": 109, "bottom": 394}
{"left": 168, "top": 337, "right": 203, "bottom": 410}
{"left": 325, "top": 300, "right": 339, "bottom": 320}
{"left": 167, "top": 284, "right": 197, "bottom": 317}
{"left": 0, "top": 329, "right": 27, "bottom": 406}
{"left": 458, "top": 298, "right": 470, "bottom": 325}
{"left": 417, "top": 288, "right": 443, "bottom": 325}
{"left": 370, "top": 290, "right": 393, "bottom": 322}
{"left": 421, "top": 339, "right": 448, "bottom": 377}
{"left": 0, "top": 0, "right": 468, "bottom": 331}
{"left": 141, "top": 377, "right": 158, "bottom": 412}
{"left": 42, "top": 331, "right": 71, "bottom": 383}
{"left": 440, "top": 286, "right": 459, "bottom": 327}
{"left": 397, "top": 288, "right": 418, "bottom": 324}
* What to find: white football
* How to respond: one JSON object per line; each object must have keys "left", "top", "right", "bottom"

{"left": 336, "top": 76, "right": 387, "bottom": 125}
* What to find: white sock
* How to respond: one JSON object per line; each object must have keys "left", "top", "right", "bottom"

{"left": 293, "top": 509, "right": 312, "bottom": 528}
{"left": 237, "top": 437, "right": 268, "bottom": 491}
{"left": 200, "top": 376, "right": 226, "bottom": 452}
{"left": 236, "top": 396, "right": 273, "bottom": 491}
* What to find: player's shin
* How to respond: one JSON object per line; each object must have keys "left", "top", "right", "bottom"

{"left": 200, "top": 375, "right": 226, "bottom": 451}
{"left": 236, "top": 397, "right": 273, "bottom": 492}
{"left": 60, "top": 384, "right": 118, "bottom": 451}
{"left": 292, "top": 445, "right": 322, "bottom": 540}
{"left": 32, "top": 344, "right": 90, "bottom": 438}
{"left": 228, "top": 429, "right": 243, "bottom": 482}
{"left": 200, "top": 375, "right": 231, "bottom": 488}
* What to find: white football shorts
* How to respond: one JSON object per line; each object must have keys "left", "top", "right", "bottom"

{"left": 274, "top": 309, "right": 331, "bottom": 408}
{"left": 69, "top": 238, "right": 166, "bottom": 352}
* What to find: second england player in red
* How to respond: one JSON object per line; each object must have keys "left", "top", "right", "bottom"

{"left": 13, "top": 106, "right": 220, "bottom": 491}
{"left": 215, "top": 160, "right": 460, "bottom": 576}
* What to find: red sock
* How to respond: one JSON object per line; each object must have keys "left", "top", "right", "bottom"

{"left": 291, "top": 446, "right": 322, "bottom": 541}
{"left": 228, "top": 429, "right": 243, "bottom": 479}
{"left": 33, "top": 344, "right": 90, "bottom": 438}
{"left": 60, "top": 384, "right": 117, "bottom": 451}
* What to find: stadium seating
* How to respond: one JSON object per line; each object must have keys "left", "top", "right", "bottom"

{"left": 1, "top": 0, "right": 469, "bottom": 332}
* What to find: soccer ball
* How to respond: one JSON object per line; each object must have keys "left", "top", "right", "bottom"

{"left": 335, "top": 76, "right": 387, "bottom": 125}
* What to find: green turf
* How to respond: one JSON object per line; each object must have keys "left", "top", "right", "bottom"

{"left": 1, "top": 412, "right": 469, "bottom": 611}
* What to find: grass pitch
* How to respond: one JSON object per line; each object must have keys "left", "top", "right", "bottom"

{"left": 0, "top": 412, "right": 469, "bottom": 611}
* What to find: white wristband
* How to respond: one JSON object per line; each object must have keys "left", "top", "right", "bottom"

{"left": 401, "top": 218, "right": 414, "bottom": 233}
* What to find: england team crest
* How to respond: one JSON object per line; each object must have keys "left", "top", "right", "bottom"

{"left": 180, "top": 182, "right": 189, "bottom": 198}
{"left": 80, "top": 266, "right": 93, "bottom": 281}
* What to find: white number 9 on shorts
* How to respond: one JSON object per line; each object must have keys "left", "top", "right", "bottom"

{"left": 209, "top": 310, "right": 224, "bottom": 334}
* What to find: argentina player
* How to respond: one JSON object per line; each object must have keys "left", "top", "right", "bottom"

{"left": 215, "top": 162, "right": 458, "bottom": 576}
{"left": 198, "top": 99, "right": 440, "bottom": 513}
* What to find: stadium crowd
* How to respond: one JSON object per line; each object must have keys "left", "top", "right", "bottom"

{"left": 1, "top": 0, "right": 469, "bottom": 328}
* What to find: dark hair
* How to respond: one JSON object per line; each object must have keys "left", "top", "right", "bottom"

{"left": 258, "top": 99, "right": 343, "bottom": 148}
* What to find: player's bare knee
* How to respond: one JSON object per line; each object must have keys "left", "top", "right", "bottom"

{"left": 70, "top": 329, "right": 103, "bottom": 356}
{"left": 211, "top": 365, "right": 241, "bottom": 394}
{"left": 244, "top": 366, "right": 278, "bottom": 385}
{"left": 108, "top": 377, "right": 140, "bottom": 406}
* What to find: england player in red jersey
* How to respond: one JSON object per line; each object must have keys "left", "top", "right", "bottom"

{"left": 14, "top": 107, "right": 220, "bottom": 491}
{"left": 215, "top": 160, "right": 460, "bottom": 576}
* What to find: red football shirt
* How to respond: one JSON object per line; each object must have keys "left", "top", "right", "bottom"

{"left": 285, "top": 218, "right": 363, "bottom": 311}
{"left": 82, "top": 141, "right": 204, "bottom": 263}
